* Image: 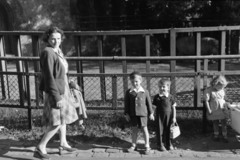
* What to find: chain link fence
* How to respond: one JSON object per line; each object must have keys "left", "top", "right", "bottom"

{"left": 68, "top": 73, "right": 197, "bottom": 109}
{"left": 225, "top": 74, "right": 240, "bottom": 103}
{"left": 1, "top": 72, "right": 240, "bottom": 109}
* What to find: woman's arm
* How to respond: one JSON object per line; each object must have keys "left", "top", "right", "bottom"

{"left": 40, "top": 49, "right": 62, "bottom": 103}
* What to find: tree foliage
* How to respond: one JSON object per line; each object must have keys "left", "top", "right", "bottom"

{"left": 70, "top": 0, "right": 240, "bottom": 30}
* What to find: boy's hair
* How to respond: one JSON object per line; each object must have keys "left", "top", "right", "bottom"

{"left": 210, "top": 75, "right": 228, "bottom": 87}
{"left": 158, "top": 78, "right": 171, "bottom": 87}
{"left": 129, "top": 71, "right": 142, "bottom": 79}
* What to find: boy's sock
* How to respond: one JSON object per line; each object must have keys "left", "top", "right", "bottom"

{"left": 222, "top": 132, "right": 228, "bottom": 143}
{"left": 214, "top": 132, "right": 219, "bottom": 137}
{"left": 145, "top": 144, "right": 150, "bottom": 148}
{"left": 222, "top": 132, "right": 227, "bottom": 138}
{"left": 131, "top": 143, "right": 136, "bottom": 147}
{"left": 213, "top": 132, "right": 219, "bottom": 141}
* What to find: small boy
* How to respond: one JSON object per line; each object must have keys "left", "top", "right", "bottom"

{"left": 152, "top": 78, "right": 176, "bottom": 151}
{"left": 124, "top": 71, "right": 154, "bottom": 154}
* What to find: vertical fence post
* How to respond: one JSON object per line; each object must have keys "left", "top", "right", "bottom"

{"left": 121, "top": 36, "right": 128, "bottom": 96}
{"left": 226, "top": 30, "right": 231, "bottom": 55}
{"left": 98, "top": 36, "right": 106, "bottom": 102}
{"left": 32, "top": 36, "right": 41, "bottom": 71}
{"left": 170, "top": 28, "right": 176, "bottom": 95}
{"left": 112, "top": 75, "right": 117, "bottom": 109}
{"left": 74, "top": 36, "right": 84, "bottom": 99}
{"left": 219, "top": 31, "right": 226, "bottom": 72}
{"left": 237, "top": 30, "right": 240, "bottom": 55}
{"left": 25, "top": 62, "right": 32, "bottom": 129}
{"left": 202, "top": 59, "right": 208, "bottom": 134}
{"left": 32, "top": 35, "right": 42, "bottom": 107}
{"left": 0, "top": 36, "right": 7, "bottom": 99}
{"left": 194, "top": 33, "right": 201, "bottom": 108}
{"left": 35, "top": 73, "right": 40, "bottom": 108}
{"left": 18, "top": 73, "right": 25, "bottom": 108}
{"left": 145, "top": 35, "right": 151, "bottom": 93}
{"left": 12, "top": 35, "right": 27, "bottom": 100}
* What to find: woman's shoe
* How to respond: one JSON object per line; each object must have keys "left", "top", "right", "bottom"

{"left": 59, "top": 145, "right": 77, "bottom": 155}
{"left": 159, "top": 145, "right": 167, "bottom": 151}
{"left": 143, "top": 147, "right": 151, "bottom": 155}
{"left": 166, "top": 145, "right": 174, "bottom": 151}
{"left": 127, "top": 145, "right": 137, "bottom": 152}
{"left": 33, "top": 147, "right": 50, "bottom": 159}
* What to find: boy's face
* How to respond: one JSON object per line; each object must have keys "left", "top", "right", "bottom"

{"left": 158, "top": 83, "right": 169, "bottom": 94}
{"left": 130, "top": 75, "right": 142, "bottom": 89}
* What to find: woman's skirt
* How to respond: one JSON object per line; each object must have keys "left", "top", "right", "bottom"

{"left": 41, "top": 76, "right": 78, "bottom": 126}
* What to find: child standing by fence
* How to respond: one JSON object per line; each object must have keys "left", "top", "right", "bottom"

{"left": 152, "top": 78, "right": 177, "bottom": 151}
{"left": 124, "top": 71, "right": 154, "bottom": 154}
{"left": 69, "top": 81, "right": 87, "bottom": 130}
{"left": 204, "top": 75, "right": 229, "bottom": 143}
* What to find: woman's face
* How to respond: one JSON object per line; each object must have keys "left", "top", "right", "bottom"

{"left": 48, "top": 32, "right": 62, "bottom": 49}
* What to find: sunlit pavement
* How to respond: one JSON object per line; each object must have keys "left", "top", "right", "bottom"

{"left": 0, "top": 134, "right": 240, "bottom": 160}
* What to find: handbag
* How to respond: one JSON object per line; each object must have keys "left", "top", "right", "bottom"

{"left": 170, "top": 122, "right": 181, "bottom": 139}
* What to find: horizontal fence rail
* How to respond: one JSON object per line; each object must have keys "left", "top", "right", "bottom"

{"left": 0, "top": 55, "right": 240, "bottom": 61}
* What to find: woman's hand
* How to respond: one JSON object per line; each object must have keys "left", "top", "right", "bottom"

{"left": 56, "top": 100, "right": 63, "bottom": 108}
{"left": 125, "top": 114, "right": 130, "bottom": 122}
{"left": 149, "top": 113, "right": 155, "bottom": 121}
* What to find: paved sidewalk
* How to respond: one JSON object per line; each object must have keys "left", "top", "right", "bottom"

{"left": 1, "top": 135, "right": 240, "bottom": 160}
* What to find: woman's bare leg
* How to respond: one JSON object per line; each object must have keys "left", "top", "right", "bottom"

{"left": 38, "top": 125, "right": 61, "bottom": 153}
{"left": 59, "top": 124, "right": 71, "bottom": 147}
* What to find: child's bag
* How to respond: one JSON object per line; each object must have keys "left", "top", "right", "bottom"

{"left": 170, "top": 122, "right": 181, "bottom": 139}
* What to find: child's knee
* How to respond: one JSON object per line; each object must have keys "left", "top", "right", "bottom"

{"left": 141, "top": 126, "right": 148, "bottom": 132}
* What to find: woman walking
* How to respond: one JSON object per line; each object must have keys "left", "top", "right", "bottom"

{"left": 34, "top": 26, "right": 78, "bottom": 159}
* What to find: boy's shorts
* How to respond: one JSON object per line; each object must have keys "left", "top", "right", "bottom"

{"left": 130, "top": 116, "right": 148, "bottom": 128}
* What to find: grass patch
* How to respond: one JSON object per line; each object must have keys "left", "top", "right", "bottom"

{"left": 0, "top": 108, "right": 210, "bottom": 145}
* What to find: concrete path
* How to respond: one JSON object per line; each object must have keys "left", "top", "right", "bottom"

{"left": 1, "top": 135, "right": 240, "bottom": 160}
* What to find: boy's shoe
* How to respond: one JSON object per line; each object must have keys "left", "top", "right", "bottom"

{"left": 223, "top": 137, "right": 229, "bottom": 143}
{"left": 127, "top": 145, "right": 137, "bottom": 152}
{"left": 166, "top": 145, "right": 174, "bottom": 151}
{"left": 159, "top": 145, "right": 167, "bottom": 151}
{"left": 213, "top": 136, "right": 219, "bottom": 141}
{"left": 143, "top": 147, "right": 151, "bottom": 155}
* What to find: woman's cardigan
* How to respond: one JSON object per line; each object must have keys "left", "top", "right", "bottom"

{"left": 39, "top": 47, "right": 66, "bottom": 103}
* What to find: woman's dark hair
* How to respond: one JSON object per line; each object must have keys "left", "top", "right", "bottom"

{"left": 42, "top": 26, "right": 65, "bottom": 43}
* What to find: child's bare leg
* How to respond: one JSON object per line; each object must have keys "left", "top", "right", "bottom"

{"left": 79, "top": 119, "right": 83, "bottom": 125}
{"left": 213, "top": 120, "right": 219, "bottom": 140}
{"left": 142, "top": 126, "right": 150, "bottom": 148}
{"left": 131, "top": 126, "right": 138, "bottom": 147}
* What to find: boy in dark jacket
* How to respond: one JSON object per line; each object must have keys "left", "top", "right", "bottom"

{"left": 124, "top": 71, "right": 154, "bottom": 154}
